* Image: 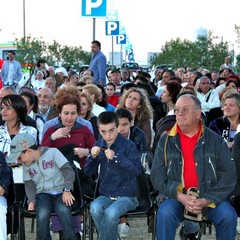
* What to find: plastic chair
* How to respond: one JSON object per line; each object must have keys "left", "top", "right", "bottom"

{"left": 18, "top": 165, "right": 85, "bottom": 240}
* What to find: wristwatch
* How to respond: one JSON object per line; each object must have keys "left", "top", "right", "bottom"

{"left": 64, "top": 187, "right": 71, "bottom": 192}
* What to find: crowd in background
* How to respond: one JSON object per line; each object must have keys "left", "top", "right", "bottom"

{"left": 1, "top": 44, "right": 240, "bottom": 239}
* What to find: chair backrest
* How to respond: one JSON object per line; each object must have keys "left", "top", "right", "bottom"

{"left": 6, "top": 175, "right": 16, "bottom": 207}
{"left": 134, "top": 167, "right": 152, "bottom": 212}
{"left": 71, "top": 166, "right": 84, "bottom": 210}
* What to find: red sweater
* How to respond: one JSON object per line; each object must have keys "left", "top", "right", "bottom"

{"left": 41, "top": 121, "right": 96, "bottom": 167}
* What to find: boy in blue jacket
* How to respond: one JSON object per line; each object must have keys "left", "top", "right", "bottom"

{"left": 84, "top": 111, "right": 142, "bottom": 240}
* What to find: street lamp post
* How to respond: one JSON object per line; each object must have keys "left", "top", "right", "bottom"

{"left": 23, "top": 0, "right": 26, "bottom": 39}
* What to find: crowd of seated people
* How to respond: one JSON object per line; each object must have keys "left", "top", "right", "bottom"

{"left": 1, "top": 59, "right": 240, "bottom": 239}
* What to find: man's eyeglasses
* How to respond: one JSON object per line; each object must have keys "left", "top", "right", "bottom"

{"left": 174, "top": 107, "right": 200, "bottom": 115}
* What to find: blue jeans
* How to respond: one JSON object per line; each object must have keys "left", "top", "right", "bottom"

{"left": 90, "top": 196, "right": 138, "bottom": 240}
{"left": 156, "top": 198, "right": 237, "bottom": 240}
{"left": 36, "top": 193, "right": 75, "bottom": 240}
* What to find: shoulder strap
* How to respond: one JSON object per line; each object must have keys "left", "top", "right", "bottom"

{"left": 164, "top": 133, "right": 170, "bottom": 167}
{"left": 205, "top": 90, "right": 212, "bottom": 102}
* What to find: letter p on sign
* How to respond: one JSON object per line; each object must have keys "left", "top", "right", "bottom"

{"left": 105, "top": 21, "right": 120, "bottom": 35}
{"left": 81, "top": 0, "right": 107, "bottom": 17}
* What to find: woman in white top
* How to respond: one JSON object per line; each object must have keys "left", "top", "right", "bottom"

{"left": 0, "top": 94, "right": 37, "bottom": 163}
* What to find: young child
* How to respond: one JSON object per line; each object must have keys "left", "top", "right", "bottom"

{"left": 8, "top": 133, "right": 76, "bottom": 240}
{"left": 0, "top": 152, "right": 12, "bottom": 240}
{"left": 84, "top": 111, "right": 142, "bottom": 240}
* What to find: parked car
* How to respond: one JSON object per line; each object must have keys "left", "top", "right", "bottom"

{"left": 153, "top": 64, "right": 173, "bottom": 72}
{"left": 121, "top": 62, "right": 140, "bottom": 73}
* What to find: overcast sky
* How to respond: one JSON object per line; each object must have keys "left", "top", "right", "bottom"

{"left": 0, "top": 0, "right": 239, "bottom": 64}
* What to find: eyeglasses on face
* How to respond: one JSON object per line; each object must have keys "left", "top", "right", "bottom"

{"left": 174, "top": 107, "right": 200, "bottom": 115}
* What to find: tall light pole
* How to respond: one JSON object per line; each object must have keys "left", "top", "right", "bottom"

{"left": 23, "top": 0, "right": 26, "bottom": 39}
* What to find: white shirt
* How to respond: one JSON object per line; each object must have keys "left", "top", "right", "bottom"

{"left": 32, "top": 79, "right": 46, "bottom": 93}
{"left": 92, "top": 103, "right": 105, "bottom": 117}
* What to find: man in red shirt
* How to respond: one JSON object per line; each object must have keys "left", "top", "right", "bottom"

{"left": 151, "top": 94, "right": 237, "bottom": 240}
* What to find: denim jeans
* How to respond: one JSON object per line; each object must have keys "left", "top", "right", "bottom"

{"left": 36, "top": 193, "right": 75, "bottom": 240}
{"left": 90, "top": 196, "right": 138, "bottom": 240}
{"left": 156, "top": 198, "right": 237, "bottom": 240}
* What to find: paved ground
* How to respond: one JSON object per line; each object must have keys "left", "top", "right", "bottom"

{"left": 18, "top": 217, "right": 240, "bottom": 239}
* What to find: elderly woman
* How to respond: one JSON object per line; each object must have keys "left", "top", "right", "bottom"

{"left": 32, "top": 71, "right": 46, "bottom": 93}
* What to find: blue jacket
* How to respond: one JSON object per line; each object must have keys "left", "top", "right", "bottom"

{"left": 209, "top": 116, "right": 232, "bottom": 142}
{"left": 89, "top": 50, "right": 107, "bottom": 85}
{"left": 1, "top": 60, "right": 22, "bottom": 85}
{"left": 150, "top": 124, "right": 236, "bottom": 207}
{"left": 84, "top": 134, "right": 142, "bottom": 197}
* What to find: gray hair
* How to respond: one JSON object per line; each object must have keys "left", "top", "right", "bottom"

{"left": 178, "top": 94, "right": 202, "bottom": 109}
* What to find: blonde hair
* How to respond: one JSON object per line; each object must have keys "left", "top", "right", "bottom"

{"left": 117, "top": 87, "right": 153, "bottom": 123}
{"left": 80, "top": 92, "right": 93, "bottom": 120}
{"left": 179, "top": 85, "right": 197, "bottom": 96}
{"left": 219, "top": 86, "right": 239, "bottom": 105}
{"left": 80, "top": 75, "right": 93, "bottom": 84}
{"left": 82, "top": 84, "right": 100, "bottom": 102}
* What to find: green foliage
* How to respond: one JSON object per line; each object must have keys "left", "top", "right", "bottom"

{"left": 14, "top": 36, "right": 91, "bottom": 73}
{"left": 151, "top": 32, "right": 231, "bottom": 71}
{"left": 234, "top": 25, "right": 240, "bottom": 73}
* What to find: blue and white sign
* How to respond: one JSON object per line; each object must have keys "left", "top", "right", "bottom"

{"left": 127, "top": 49, "right": 134, "bottom": 61}
{"left": 107, "top": 10, "right": 118, "bottom": 20}
{"left": 105, "top": 21, "right": 119, "bottom": 35}
{"left": 81, "top": 0, "right": 107, "bottom": 17}
{"left": 116, "top": 34, "right": 126, "bottom": 44}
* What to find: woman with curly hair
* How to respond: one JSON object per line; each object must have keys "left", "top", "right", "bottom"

{"left": 117, "top": 87, "right": 153, "bottom": 150}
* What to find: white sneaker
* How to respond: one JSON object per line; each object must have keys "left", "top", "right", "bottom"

{"left": 237, "top": 217, "right": 240, "bottom": 234}
{"left": 118, "top": 222, "right": 131, "bottom": 238}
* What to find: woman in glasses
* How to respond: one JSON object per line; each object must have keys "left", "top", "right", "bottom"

{"left": 0, "top": 94, "right": 37, "bottom": 163}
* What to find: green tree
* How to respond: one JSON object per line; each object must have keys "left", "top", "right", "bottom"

{"left": 14, "top": 36, "right": 48, "bottom": 85}
{"left": 151, "top": 32, "right": 230, "bottom": 71}
{"left": 234, "top": 25, "right": 240, "bottom": 73}
{"left": 14, "top": 36, "right": 92, "bottom": 86}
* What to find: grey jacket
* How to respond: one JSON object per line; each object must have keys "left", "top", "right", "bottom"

{"left": 150, "top": 124, "right": 236, "bottom": 207}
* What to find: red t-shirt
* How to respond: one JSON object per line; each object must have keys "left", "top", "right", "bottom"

{"left": 108, "top": 95, "right": 120, "bottom": 107}
{"left": 177, "top": 125, "right": 201, "bottom": 191}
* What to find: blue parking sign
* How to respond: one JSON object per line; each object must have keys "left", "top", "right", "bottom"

{"left": 116, "top": 34, "right": 126, "bottom": 44}
{"left": 105, "top": 21, "right": 119, "bottom": 35}
{"left": 81, "top": 0, "right": 107, "bottom": 17}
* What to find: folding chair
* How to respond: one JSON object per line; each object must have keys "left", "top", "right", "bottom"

{"left": 18, "top": 165, "right": 85, "bottom": 240}
{"left": 88, "top": 167, "right": 157, "bottom": 240}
